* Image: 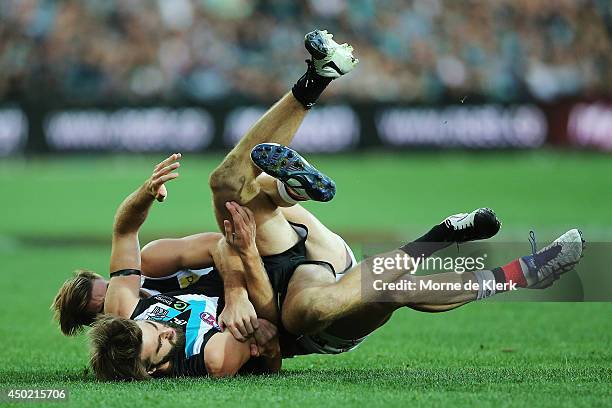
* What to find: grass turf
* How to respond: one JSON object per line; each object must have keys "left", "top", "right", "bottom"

{"left": 0, "top": 151, "right": 611, "bottom": 407}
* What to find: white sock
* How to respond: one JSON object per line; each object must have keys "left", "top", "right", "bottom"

{"left": 473, "top": 269, "right": 496, "bottom": 300}
{"left": 276, "top": 179, "right": 306, "bottom": 205}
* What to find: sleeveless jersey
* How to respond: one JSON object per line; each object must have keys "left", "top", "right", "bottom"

{"left": 140, "top": 267, "right": 216, "bottom": 296}
{"left": 130, "top": 285, "right": 223, "bottom": 377}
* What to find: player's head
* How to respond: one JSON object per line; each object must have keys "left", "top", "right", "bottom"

{"left": 88, "top": 315, "right": 185, "bottom": 381}
{"left": 51, "top": 270, "right": 108, "bottom": 336}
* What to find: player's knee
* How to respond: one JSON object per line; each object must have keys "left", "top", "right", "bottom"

{"left": 282, "top": 292, "right": 334, "bottom": 335}
{"left": 209, "top": 156, "right": 260, "bottom": 203}
{"left": 209, "top": 159, "right": 239, "bottom": 194}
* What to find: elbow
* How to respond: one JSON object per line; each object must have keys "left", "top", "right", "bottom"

{"left": 205, "top": 350, "right": 238, "bottom": 378}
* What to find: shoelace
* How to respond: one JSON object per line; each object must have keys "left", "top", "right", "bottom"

{"left": 529, "top": 229, "right": 562, "bottom": 281}
{"left": 529, "top": 230, "right": 537, "bottom": 257}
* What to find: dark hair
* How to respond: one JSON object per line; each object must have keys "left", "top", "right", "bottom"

{"left": 89, "top": 315, "right": 150, "bottom": 381}
{"left": 51, "top": 269, "right": 101, "bottom": 336}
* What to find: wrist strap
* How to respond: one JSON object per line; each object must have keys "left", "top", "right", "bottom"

{"left": 110, "top": 269, "right": 141, "bottom": 278}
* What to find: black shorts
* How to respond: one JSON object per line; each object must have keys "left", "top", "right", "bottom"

{"left": 261, "top": 223, "right": 335, "bottom": 324}
{"left": 261, "top": 222, "right": 335, "bottom": 308}
{"left": 261, "top": 222, "right": 308, "bottom": 310}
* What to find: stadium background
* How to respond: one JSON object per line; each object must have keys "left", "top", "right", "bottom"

{"left": 1, "top": 1, "right": 610, "bottom": 407}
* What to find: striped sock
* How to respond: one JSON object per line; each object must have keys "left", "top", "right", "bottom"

{"left": 276, "top": 179, "right": 308, "bottom": 205}
{"left": 492, "top": 258, "right": 528, "bottom": 288}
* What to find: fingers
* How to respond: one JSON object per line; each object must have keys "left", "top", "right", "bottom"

{"left": 153, "top": 162, "right": 180, "bottom": 179}
{"left": 253, "top": 328, "right": 267, "bottom": 344}
{"left": 250, "top": 315, "right": 260, "bottom": 331}
{"left": 157, "top": 173, "right": 179, "bottom": 184}
{"left": 150, "top": 161, "right": 180, "bottom": 197}
{"left": 154, "top": 153, "right": 182, "bottom": 171}
{"left": 227, "top": 324, "right": 246, "bottom": 342}
{"left": 225, "top": 201, "right": 247, "bottom": 230}
{"left": 223, "top": 219, "right": 233, "bottom": 242}
{"left": 233, "top": 319, "right": 250, "bottom": 340}
{"left": 233, "top": 202, "right": 255, "bottom": 228}
{"left": 225, "top": 201, "right": 255, "bottom": 237}
{"left": 243, "top": 318, "right": 255, "bottom": 337}
{"left": 243, "top": 206, "right": 255, "bottom": 225}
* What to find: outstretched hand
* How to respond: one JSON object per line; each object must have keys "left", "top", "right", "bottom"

{"left": 147, "top": 153, "right": 181, "bottom": 202}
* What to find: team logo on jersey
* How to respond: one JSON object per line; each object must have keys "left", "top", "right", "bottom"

{"left": 147, "top": 306, "right": 168, "bottom": 320}
{"left": 200, "top": 312, "right": 220, "bottom": 330}
{"left": 170, "top": 310, "right": 191, "bottom": 327}
{"left": 179, "top": 272, "right": 201, "bottom": 288}
{"left": 153, "top": 295, "right": 174, "bottom": 307}
{"left": 173, "top": 301, "right": 188, "bottom": 311}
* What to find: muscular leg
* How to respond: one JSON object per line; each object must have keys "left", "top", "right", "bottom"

{"left": 208, "top": 29, "right": 357, "bottom": 255}
{"left": 281, "top": 254, "right": 478, "bottom": 336}
{"left": 208, "top": 29, "right": 357, "bottom": 237}
{"left": 255, "top": 174, "right": 352, "bottom": 273}
{"left": 259, "top": 172, "right": 481, "bottom": 336}
{"left": 209, "top": 93, "right": 306, "bottom": 228}
{"left": 283, "top": 226, "right": 584, "bottom": 337}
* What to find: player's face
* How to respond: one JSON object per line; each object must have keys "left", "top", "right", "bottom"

{"left": 86, "top": 278, "right": 108, "bottom": 314}
{"left": 137, "top": 320, "right": 183, "bottom": 374}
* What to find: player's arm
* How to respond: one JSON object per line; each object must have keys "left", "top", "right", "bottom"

{"left": 215, "top": 201, "right": 281, "bottom": 369}
{"left": 204, "top": 321, "right": 281, "bottom": 377}
{"left": 139, "top": 224, "right": 256, "bottom": 337}
{"left": 140, "top": 232, "right": 223, "bottom": 277}
{"left": 223, "top": 202, "right": 278, "bottom": 324}
{"left": 203, "top": 330, "right": 262, "bottom": 377}
{"left": 105, "top": 153, "right": 181, "bottom": 318}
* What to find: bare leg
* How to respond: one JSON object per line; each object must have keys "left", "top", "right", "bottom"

{"left": 281, "top": 250, "right": 481, "bottom": 335}
{"left": 208, "top": 93, "right": 309, "bottom": 255}
{"left": 209, "top": 93, "right": 306, "bottom": 223}
{"left": 208, "top": 29, "right": 357, "bottom": 253}
{"left": 255, "top": 174, "right": 352, "bottom": 273}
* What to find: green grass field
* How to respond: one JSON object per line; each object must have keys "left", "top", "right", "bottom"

{"left": 0, "top": 151, "right": 611, "bottom": 407}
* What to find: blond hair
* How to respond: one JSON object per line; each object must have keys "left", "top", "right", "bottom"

{"left": 51, "top": 270, "right": 101, "bottom": 336}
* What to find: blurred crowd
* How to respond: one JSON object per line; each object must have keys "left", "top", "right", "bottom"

{"left": 1, "top": 0, "right": 611, "bottom": 104}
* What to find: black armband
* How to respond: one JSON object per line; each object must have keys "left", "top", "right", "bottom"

{"left": 110, "top": 269, "right": 142, "bottom": 278}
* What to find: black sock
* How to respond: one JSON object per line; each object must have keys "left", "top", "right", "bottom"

{"left": 491, "top": 267, "right": 508, "bottom": 285}
{"left": 291, "top": 60, "right": 333, "bottom": 109}
{"left": 399, "top": 224, "right": 452, "bottom": 258}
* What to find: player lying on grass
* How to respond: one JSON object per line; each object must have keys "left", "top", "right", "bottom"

{"left": 51, "top": 28, "right": 362, "bottom": 341}
{"left": 85, "top": 143, "right": 583, "bottom": 381}
{"left": 84, "top": 154, "right": 493, "bottom": 380}
{"left": 51, "top": 176, "right": 360, "bottom": 338}
{"left": 79, "top": 30, "right": 503, "bottom": 379}
{"left": 180, "top": 28, "right": 586, "bottom": 351}
{"left": 206, "top": 137, "right": 586, "bottom": 352}
{"left": 55, "top": 152, "right": 502, "bottom": 380}
{"left": 52, "top": 28, "right": 363, "bottom": 339}
{"left": 89, "top": 30, "right": 584, "bottom": 379}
